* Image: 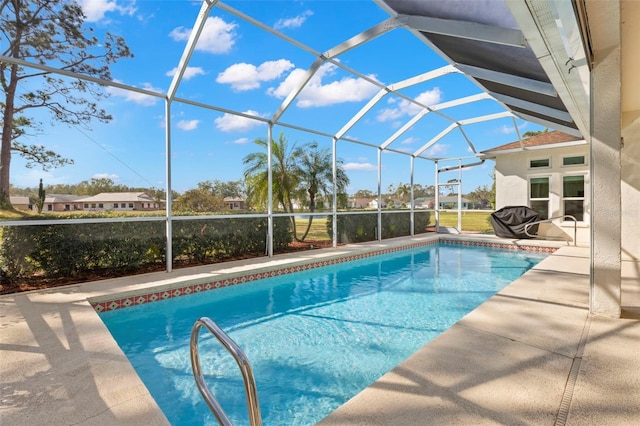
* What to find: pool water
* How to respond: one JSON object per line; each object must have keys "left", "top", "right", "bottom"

{"left": 100, "top": 243, "right": 547, "bottom": 425}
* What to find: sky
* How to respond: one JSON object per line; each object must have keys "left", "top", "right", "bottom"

{"left": 10, "top": 0, "right": 543, "bottom": 196}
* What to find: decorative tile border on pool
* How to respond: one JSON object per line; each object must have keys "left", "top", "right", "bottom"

{"left": 439, "top": 238, "right": 560, "bottom": 253}
{"left": 91, "top": 238, "right": 557, "bottom": 313}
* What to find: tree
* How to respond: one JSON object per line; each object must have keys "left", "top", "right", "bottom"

{"left": 0, "top": 0, "right": 133, "bottom": 209}
{"left": 243, "top": 132, "right": 303, "bottom": 238}
{"left": 353, "top": 189, "right": 375, "bottom": 198}
{"left": 197, "top": 179, "right": 245, "bottom": 199}
{"left": 35, "top": 177, "right": 45, "bottom": 213}
{"left": 522, "top": 128, "right": 548, "bottom": 138}
{"left": 75, "top": 177, "right": 127, "bottom": 195}
{"left": 295, "top": 142, "right": 349, "bottom": 241}
{"left": 173, "top": 188, "right": 225, "bottom": 213}
{"left": 466, "top": 184, "right": 493, "bottom": 209}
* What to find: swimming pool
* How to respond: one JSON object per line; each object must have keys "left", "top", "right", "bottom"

{"left": 99, "top": 243, "right": 548, "bottom": 425}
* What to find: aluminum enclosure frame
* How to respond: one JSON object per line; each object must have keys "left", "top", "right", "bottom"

{"left": 0, "top": 0, "right": 586, "bottom": 273}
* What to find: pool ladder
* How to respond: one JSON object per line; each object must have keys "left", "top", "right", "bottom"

{"left": 190, "top": 317, "right": 262, "bottom": 426}
{"left": 524, "top": 214, "right": 578, "bottom": 246}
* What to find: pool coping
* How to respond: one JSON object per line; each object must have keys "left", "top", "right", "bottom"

{"left": 2, "top": 234, "right": 638, "bottom": 425}
{"left": 89, "top": 235, "right": 558, "bottom": 313}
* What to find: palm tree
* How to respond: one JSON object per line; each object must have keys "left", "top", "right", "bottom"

{"left": 296, "top": 142, "right": 349, "bottom": 241}
{"left": 243, "top": 132, "right": 303, "bottom": 238}
{"left": 396, "top": 183, "right": 411, "bottom": 203}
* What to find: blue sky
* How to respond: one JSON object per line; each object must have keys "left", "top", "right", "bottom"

{"left": 11, "top": 0, "right": 542, "bottom": 195}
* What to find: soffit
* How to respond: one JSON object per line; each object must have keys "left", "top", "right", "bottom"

{"left": 375, "top": 0, "right": 583, "bottom": 137}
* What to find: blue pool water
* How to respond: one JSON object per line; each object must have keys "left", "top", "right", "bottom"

{"left": 100, "top": 243, "right": 547, "bottom": 425}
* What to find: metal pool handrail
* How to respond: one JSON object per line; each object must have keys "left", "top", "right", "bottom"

{"left": 190, "top": 317, "right": 262, "bottom": 426}
{"left": 524, "top": 215, "right": 578, "bottom": 246}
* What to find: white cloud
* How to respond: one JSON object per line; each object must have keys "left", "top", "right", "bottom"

{"left": 169, "top": 16, "right": 238, "bottom": 54}
{"left": 106, "top": 81, "right": 162, "bottom": 106}
{"left": 79, "top": 0, "right": 136, "bottom": 22}
{"left": 214, "top": 110, "right": 267, "bottom": 132}
{"left": 274, "top": 10, "right": 313, "bottom": 30}
{"left": 343, "top": 162, "right": 377, "bottom": 171}
{"left": 498, "top": 122, "right": 529, "bottom": 134}
{"left": 425, "top": 144, "right": 449, "bottom": 156}
{"left": 177, "top": 120, "right": 200, "bottom": 131}
{"left": 232, "top": 137, "right": 250, "bottom": 144}
{"left": 165, "top": 66, "right": 206, "bottom": 80}
{"left": 400, "top": 136, "right": 419, "bottom": 145}
{"left": 92, "top": 173, "right": 120, "bottom": 180}
{"left": 267, "top": 63, "right": 380, "bottom": 107}
{"left": 12, "top": 169, "right": 67, "bottom": 187}
{"left": 376, "top": 87, "right": 443, "bottom": 122}
{"left": 217, "top": 60, "right": 294, "bottom": 91}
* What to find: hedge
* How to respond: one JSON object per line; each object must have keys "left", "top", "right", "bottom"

{"left": 327, "top": 211, "right": 431, "bottom": 243}
{"left": 0, "top": 216, "right": 291, "bottom": 281}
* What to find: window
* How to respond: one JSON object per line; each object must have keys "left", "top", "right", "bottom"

{"left": 563, "top": 175, "right": 585, "bottom": 221}
{"left": 91, "top": 203, "right": 96, "bottom": 208}
{"left": 530, "top": 177, "right": 549, "bottom": 219}
{"left": 113, "top": 203, "right": 118, "bottom": 209}
{"left": 563, "top": 155, "right": 586, "bottom": 166}
{"left": 121, "top": 203, "right": 126, "bottom": 208}
{"left": 98, "top": 203, "right": 104, "bottom": 208}
{"left": 84, "top": 203, "right": 89, "bottom": 208}
{"left": 530, "top": 158, "right": 550, "bottom": 168}
{"left": 128, "top": 203, "right": 134, "bottom": 208}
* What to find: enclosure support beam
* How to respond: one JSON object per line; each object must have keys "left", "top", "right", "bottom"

{"left": 332, "top": 137, "right": 338, "bottom": 248}
{"left": 434, "top": 160, "right": 440, "bottom": 232}
{"left": 267, "top": 125, "right": 274, "bottom": 258}
{"left": 589, "top": 0, "right": 621, "bottom": 317}
{"left": 410, "top": 156, "right": 415, "bottom": 236}
{"left": 377, "top": 148, "right": 383, "bottom": 241}
{"left": 165, "top": 100, "right": 173, "bottom": 273}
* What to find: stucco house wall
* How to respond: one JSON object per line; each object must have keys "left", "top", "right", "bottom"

{"left": 494, "top": 143, "right": 590, "bottom": 246}
{"left": 622, "top": 112, "right": 640, "bottom": 260}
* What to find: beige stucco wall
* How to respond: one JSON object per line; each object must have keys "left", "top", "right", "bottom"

{"left": 621, "top": 111, "right": 640, "bottom": 261}
{"left": 494, "top": 144, "right": 590, "bottom": 246}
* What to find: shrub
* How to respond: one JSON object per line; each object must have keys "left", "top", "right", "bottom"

{"left": 0, "top": 215, "right": 292, "bottom": 281}
{"left": 327, "top": 211, "right": 430, "bottom": 243}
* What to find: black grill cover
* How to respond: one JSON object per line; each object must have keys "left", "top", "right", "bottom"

{"left": 490, "top": 206, "right": 540, "bottom": 238}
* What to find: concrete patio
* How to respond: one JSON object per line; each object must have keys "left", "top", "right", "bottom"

{"left": 1, "top": 235, "right": 639, "bottom": 425}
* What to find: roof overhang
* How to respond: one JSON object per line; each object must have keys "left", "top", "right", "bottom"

{"left": 481, "top": 139, "right": 588, "bottom": 158}
{"left": 375, "top": 0, "right": 591, "bottom": 138}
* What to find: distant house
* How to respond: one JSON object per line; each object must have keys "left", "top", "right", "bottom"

{"left": 482, "top": 130, "right": 589, "bottom": 245}
{"left": 9, "top": 196, "right": 31, "bottom": 211}
{"left": 348, "top": 197, "right": 374, "bottom": 209}
{"left": 414, "top": 197, "right": 435, "bottom": 209}
{"left": 438, "top": 195, "right": 471, "bottom": 210}
{"left": 42, "top": 194, "right": 84, "bottom": 212}
{"left": 78, "top": 192, "right": 162, "bottom": 211}
{"left": 223, "top": 197, "right": 246, "bottom": 210}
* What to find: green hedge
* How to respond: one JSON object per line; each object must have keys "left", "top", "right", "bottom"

{"left": 0, "top": 216, "right": 291, "bottom": 281}
{"left": 327, "top": 211, "right": 431, "bottom": 243}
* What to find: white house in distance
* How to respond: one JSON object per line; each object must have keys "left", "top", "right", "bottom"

{"left": 482, "top": 130, "right": 589, "bottom": 245}
{"left": 78, "top": 192, "right": 161, "bottom": 211}
{"left": 42, "top": 194, "right": 84, "bottom": 212}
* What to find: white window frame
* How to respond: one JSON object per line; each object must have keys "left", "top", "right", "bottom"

{"left": 529, "top": 175, "right": 551, "bottom": 220}
{"left": 529, "top": 157, "right": 551, "bottom": 169}
{"left": 562, "top": 173, "right": 587, "bottom": 223}
{"left": 561, "top": 154, "right": 587, "bottom": 167}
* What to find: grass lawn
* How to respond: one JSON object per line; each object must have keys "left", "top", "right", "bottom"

{"left": 437, "top": 210, "right": 494, "bottom": 233}
{"left": 294, "top": 216, "right": 331, "bottom": 240}
{"left": 293, "top": 211, "right": 494, "bottom": 239}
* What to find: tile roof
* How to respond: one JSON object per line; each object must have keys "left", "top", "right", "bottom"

{"left": 482, "top": 130, "right": 584, "bottom": 154}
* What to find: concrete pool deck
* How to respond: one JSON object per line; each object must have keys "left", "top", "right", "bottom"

{"left": 1, "top": 234, "right": 638, "bottom": 425}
